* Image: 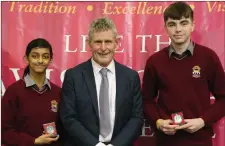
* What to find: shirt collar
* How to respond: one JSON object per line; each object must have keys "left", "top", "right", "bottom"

{"left": 91, "top": 58, "right": 115, "bottom": 75}
{"left": 168, "top": 41, "right": 194, "bottom": 58}
{"left": 24, "top": 74, "right": 51, "bottom": 89}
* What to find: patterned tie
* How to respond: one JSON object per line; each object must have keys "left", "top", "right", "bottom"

{"left": 99, "top": 68, "right": 111, "bottom": 137}
{"left": 172, "top": 50, "right": 189, "bottom": 60}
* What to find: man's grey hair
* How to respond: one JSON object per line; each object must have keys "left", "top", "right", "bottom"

{"left": 88, "top": 17, "right": 118, "bottom": 43}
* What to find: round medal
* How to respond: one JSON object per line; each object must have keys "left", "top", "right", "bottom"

{"left": 46, "top": 125, "right": 55, "bottom": 134}
{"left": 174, "top": 114, "right": 182, "bottom": 124}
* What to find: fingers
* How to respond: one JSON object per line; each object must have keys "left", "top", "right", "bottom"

{"left": 161, "top": 126, "right": 175, "bottom": 132}
{"left": 185, "top": 125, "right": 198, "bottom": 133}
{"left": 161, "top": 124, "right": 177, "bottom": 135}
{"left": 184, "top": 128, "right": 196, "bottom": 133}
{"left": 175, "top": 118, "right": 203, "bottom": 132}
{"left": 162, "top": 128, "right": 176, "bottom": 134}
{"left": 175, "top": 123, "right": 191, "bottom": 130}
{"left": 162, "top": 124, "right": 179, "bottom": 129}
{"left": 48, "top": 135, "right": 59, "bottom": 141}
{"left": 161, "top": 119, "right": 179, "bottom": 129}
{"left": 160, "top": 125, "right": 177, "bottom": 135}
{"left": 167, "top": 119, "right": 174, "bottom": 124}
{"left": 42, "top": 134, "right": 58, "bottom": 139}
{"left": 36, "top": 134, "right": 59, "bottom": 145}
{"left": 161, "top": 129, "right": 176, "bottom": 135}
{"left": 41, "top": 134, "right": 52, "bottom": 138}
{"left": 159, "top": 119, "right": 179, "bottom": 135}
{"left": 161, "top": 118, "right": 203, "bottom": 134}
{"left": 184, "top": 119, "right": 192, "bottom": 123}
{"left": 53, "top": 135, "right": 59, "bottom": 140}
{"left": 186, "top": 125, "right": 195, "bottom": 130}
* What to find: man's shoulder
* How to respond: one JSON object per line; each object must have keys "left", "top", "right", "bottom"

{"left": 115, "top": 61, "right": 138, "bottom": 76}
{"left": 65, "top": 60, "right": 90, "bottom": 75}
{"left": 116, "top": 61, "right": 136, "bottom": 71}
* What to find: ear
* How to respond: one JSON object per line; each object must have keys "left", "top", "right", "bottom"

{"left": 86, "top": 38, "right": 92, "bottom": 51}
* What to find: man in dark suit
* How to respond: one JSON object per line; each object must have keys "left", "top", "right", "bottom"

{"left": 60, "top": 17, "right": 143, "bottom": 146}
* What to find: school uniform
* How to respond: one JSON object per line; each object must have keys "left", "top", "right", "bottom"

{"left": 2, "top": 74, "right": 62, "bottom": 146}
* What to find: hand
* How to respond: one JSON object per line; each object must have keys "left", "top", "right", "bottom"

{"left": 34, "top": 134, "right": 59, "bottom": 145}
{"left": 175, "top": 118, "right": 205, "bottom": 133}
{"left": 157, "top": 119, "right": 179, "bottom": 135}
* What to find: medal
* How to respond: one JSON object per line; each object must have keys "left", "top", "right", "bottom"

{"left": 43, "top": 122, "right": 57, "bottom": 136}
{"left": 171, "top": 112, "right": 184, "bottom": 125}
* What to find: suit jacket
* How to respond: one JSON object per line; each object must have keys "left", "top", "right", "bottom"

{"left": 60, "top": 59, "right": 143, "bottom": 146}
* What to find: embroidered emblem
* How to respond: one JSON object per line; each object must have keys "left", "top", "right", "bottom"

{"left": 192, "top": 65, "right": 201, "bottom": 78}
{"left": 51, "top": 100, "right": 58, "bottom": 112}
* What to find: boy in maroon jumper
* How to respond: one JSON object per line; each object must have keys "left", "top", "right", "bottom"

{"left": 2, "top": 38, "right": 62, "bottom": 146}
{"left": 142, "top": 2, "right": 225, "bottom": 146}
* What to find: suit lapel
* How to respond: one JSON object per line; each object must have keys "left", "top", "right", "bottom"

{"left": 83, "top": 59, "right": 99, "bottom": 117}
{"left": 115, "top": 62, "right": 126, "bottom": 119}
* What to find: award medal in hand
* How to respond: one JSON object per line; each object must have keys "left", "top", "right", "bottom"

{"left": 171, "top": 112, "right": 184, "bottom": 125}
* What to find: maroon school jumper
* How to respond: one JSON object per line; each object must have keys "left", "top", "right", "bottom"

{"left": 2, "top": 76, "right": 62, "bottom": 146}
{"left": 142, "top": 43, "right": 225, "bottom": 146}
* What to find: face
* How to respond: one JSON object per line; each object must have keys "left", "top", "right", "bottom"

{"left": 88, "top": 30, "right": 118, "bottom": 67}
{"left": 26, "top": 47, "right": 51, "bottom": 74}
{"left": 165, "top": 17, "right": 194, "bottom": 45}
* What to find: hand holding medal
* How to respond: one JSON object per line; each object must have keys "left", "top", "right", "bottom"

{"left": 156, "top": 119, "right": 179, "bottom": 135}
{"left": 175, "top": 118, "right": 205, "bottom": 133}
{"left": 34, "top": 122, "right": 59, "bottom": 145}
{"left": 43, "top": 122, "right": 58, "bottom": 137}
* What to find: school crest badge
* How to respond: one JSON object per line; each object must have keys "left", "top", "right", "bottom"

{"left": 51, "top": 100, "right": 58, "bottom": 112}
{"left": 192, "top": 65, "right": 201, "bottom": 78}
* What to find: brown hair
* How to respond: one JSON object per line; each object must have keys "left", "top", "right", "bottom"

{"left": 164, "top": 2, "right": 193, "bottom": 23}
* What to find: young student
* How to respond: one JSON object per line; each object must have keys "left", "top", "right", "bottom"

{"left": 2, "top": 38, "right": 62, "bottom": 146}
{"left": 142, "top": 2, "right": 225, "bottom": 146}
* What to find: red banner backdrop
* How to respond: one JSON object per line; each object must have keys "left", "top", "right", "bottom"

{"left": 1, "top": 1, "right": 225, "bottom": 146}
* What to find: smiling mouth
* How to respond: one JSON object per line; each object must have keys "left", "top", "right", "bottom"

{"left": 36, "top": 65, "right": 46, "bottom": 67}
{"left": 174, "top": 35, "right": 183, "bottom": 37}
{"left": 98, "top": 53, "right": 110, "bottom": 56}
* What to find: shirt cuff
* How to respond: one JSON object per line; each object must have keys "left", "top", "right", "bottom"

{"left": 96, "top": 142, "right": 106, "bottom": 146}
{"left": 107, "top": 144, "right": 114, "bottom": 146}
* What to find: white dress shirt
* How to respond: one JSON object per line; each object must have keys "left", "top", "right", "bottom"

{"left": 91, "top": 58, "right": 116, "bottom": 146}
